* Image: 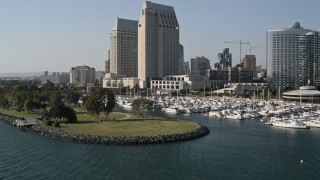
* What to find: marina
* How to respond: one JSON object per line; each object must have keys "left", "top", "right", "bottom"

{"left": 116, "top": 95, "right": 320, "bottom": 129}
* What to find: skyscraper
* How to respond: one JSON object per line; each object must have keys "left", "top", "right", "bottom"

{"left": 183, "top": 61, "right": 190, "bottom": 75}
{"left": 105, "top": 49, "right": 110, "bottom": 73}
{"left": 243, "top": 55, "right": 256, "bottom": 77}
{"left": 110, "top": 18, "right": 138, "bottom": 77}
{"left": 138, "top": 1, "right": 180, "bottom": 84}
{"left": 191, "top": 56, "right": 211, "bottom": 76}
{"left": 179, "top": 44, "right": 184, "bottom": 75}
{"left": 267, "top": 22, "right": 320, "bottom": 89}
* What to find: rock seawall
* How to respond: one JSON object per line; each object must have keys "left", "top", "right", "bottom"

{"left": 0, "top": 113, "right": 210, "bottom": 145}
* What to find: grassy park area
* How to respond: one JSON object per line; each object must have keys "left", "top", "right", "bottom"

{"left": 1, "top": 107, "right": 200, "bottom": 137}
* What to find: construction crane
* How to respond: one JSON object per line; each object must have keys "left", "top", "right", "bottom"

{"left": 224, "top": 40, "right": 250, "bottom": 63}
{"left": 245, "top": 45, "right": 263, "bottom": 55}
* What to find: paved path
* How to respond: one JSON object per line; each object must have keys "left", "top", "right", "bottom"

{"left": 113, "top": 112, "right": 131, "bottom": 120}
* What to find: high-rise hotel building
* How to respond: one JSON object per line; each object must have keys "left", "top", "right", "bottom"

{"left": 138, "top": 1, "right": 180, "bottom": 85}
{"left": 267, "top": 22, "right": 320, "bottom": 89}
{"left": 110, "top": 18, "right": 138, "bottom": 77}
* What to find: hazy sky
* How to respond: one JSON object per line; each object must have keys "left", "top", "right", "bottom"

{"left": 1, "top": 0, "right": 319, "bottom": 73}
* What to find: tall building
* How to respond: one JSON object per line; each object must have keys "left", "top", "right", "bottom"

{"left": 267, "top": 22, "right": 320, "bottom": 89}
{"left": 70, "top": 65, "right": 96, "bottom": 85}
{"left": 214, "top": 48, "right": 232, "bottom": 70}
{"left": 138, "top": 1, "right": 180, "bottom": 84}
{"left": 110, "top": 18, "right": 138, "bottom": 77}
{"left": 191, "top": 56, "right": 211, "bottom": 76}
{"left": 179, "top": 44, "right": 184, "bottom": 75}
{"left": 183, "top": 61, "right": 190, "bottom": 75}
{"left": 105, "top": 49, "right": 110, "bottom": 73}
{"left": 243, "top": 55, "right": 256, "bottom": 77}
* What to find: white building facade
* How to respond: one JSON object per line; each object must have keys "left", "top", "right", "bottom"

{"left": 150, "top": 75, "right": 209, "bottom": 92}
{"left": 138, "top": 1, "right": 180, "bottom": 85}
{"left": 102, "top": 73, "right": 139, "bottom": 89}
{"left": 267, "top": 22, "right": 320, "bottom": 89}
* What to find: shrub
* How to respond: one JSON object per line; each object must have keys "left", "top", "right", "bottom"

{"left": 53, "top": 121, "right": 60, "bottom": 128}
{"left": 43, "top": 120, "right": 53, "bottom": 126}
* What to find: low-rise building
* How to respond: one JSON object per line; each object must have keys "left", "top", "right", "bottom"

{"left": 40, "top": 71, "right": 69, "bottom": 85}
{"left": 207, "top": 63, "right": 254, "bottom": 88}
{"left": 102, "top": 73, "right": 139, "bottom": 89}
{"left": 150, "top": 75, "right": 209, "bottom": 92}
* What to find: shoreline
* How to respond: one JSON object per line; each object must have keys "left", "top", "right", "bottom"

{"left": 0, "top": 113, "right": 210, "bottom": 145}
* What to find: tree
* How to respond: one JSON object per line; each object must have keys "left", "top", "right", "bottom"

{"left": 101, "top": 88, "right": 116, "bottom": 121}
{"left": 132, "top": 98, "right": 152, "bottom": 117}
{"left": 84, "top": 87, "right": 116, "bottom": 121}
{"left": 49, "top": 104, "right": 77, "bottom": 123}
{"left": 84, "top": 93, "right": 102, "bottom": 120}
{"left": 62, "top": 106, "right": 77, "bottom": 123}
{"left": 64, "top": 90, "right": 81, "bottom": 105}
{"left": 0, "top": 96, "right": 9, "bottom": 109}
{"left": 49, "top": 92, "right": 61, "bottom": 107}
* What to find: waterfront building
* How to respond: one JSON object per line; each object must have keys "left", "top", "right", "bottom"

{"left": 243, "top": 55, "right": 256, "bottom": 77}
{"left": 283, "top": 86, "right": 320, "bottom": 102}
{"left": 191, "top": 56, "right": 211, "bottom": 76}
{"left": 70, "top": 65, "right": 96, "bottom": 86}
{"left": 150, "top": 75, "right": 209, "bottom": 92}
{"left": 110, "top": 18, "right": 138, "bottom": 77}
{"left": 102, "top": 73, "right": 139, "bottom": 89}
{"left": 138, "top": 1, "right": 180, "bottom": 85}
{"left": 267, "top": 22, "right": 320, "bottom": 89}
{"left": 40, "top": 71, "right": 69, "bottom": 85}
{"left": 213, "top": 82, "right": 266, "bottom": 97}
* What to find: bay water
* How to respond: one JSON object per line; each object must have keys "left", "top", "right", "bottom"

{"left": 1, "top": 110, "right": 320, "bottom": 179}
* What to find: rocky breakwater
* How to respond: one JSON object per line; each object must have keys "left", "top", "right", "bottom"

{"left": 0, "top": 113, "right": 210, "bottom": 145}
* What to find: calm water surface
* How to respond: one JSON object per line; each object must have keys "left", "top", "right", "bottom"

{"left": 1, "top": 109, "right": 320, "bottom": 179}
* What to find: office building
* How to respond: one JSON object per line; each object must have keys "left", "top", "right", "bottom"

{"left": 179, "top": 44, "right": 184, "bottom": 75}
{"left": 105, "top": 49, "right": 110, "bottom": 73}
{"left": 183, "top": 61, "right": 190, "bottom": 75}
{"left": 138, "top": 1, "right": 180, "bottom": 85}
{"left": 267, "top": 22, "right": 320, "bottom": 89}
{"left": 243, "top": 55, "right": 256, "bottom": 77}
{"left": 214, "top": 48, "right": 232, "bottom": 70}
{"left": 110, "top": 18, "right": 138, "bottom": 77}
{"left": 191, "top": 56, "right": 211, "bottom": 76}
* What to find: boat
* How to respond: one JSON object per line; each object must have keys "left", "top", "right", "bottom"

{"left": 271, "top": 119, "right": 310, "bottom": 129}
{"left": 225, "top": 112, "right": 244, "bottom": 120}
{"left": 163, "top": 107, "right": 180, "bottom": 114}
{"left": 208, "top": 111, "right": 224, "bottom": 118}
{"left": 122, "top": 103, "right": 132, "bottom": 109}
{"left": 305, "top": 119, "right": 320, "bottom": 128}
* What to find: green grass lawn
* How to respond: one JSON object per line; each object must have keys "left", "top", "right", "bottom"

{"left": 61, "top": 118, "right": 199, "bottom": 136}
{"left": 0, "top": 108, "right": 37, "bottom": 119}
{"left": 1, "top": 107, "right": 200, "bottom": 137}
